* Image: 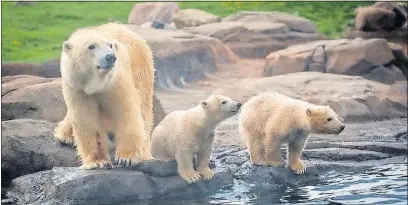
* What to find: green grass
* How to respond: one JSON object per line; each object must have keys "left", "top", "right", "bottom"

{"left": 2, "top": 1, "right": 372, "bottom": 63}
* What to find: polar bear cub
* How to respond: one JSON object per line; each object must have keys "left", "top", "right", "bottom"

{"left": 239, "top": 91, "right": 345, "bottom": 174}
{"left": 151, "top": 95, "right": 241, "bottom": 183}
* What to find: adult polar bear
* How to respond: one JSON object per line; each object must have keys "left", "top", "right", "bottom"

{"left": 54, "top": 23, "right": 155, "bottom": 169}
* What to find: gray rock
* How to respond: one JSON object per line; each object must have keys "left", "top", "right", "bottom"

{"left": 1, "top": 119, "right": 79, "bottom": 185}
{"left": 7, "top": 167, "right": 234, "bottom": 205}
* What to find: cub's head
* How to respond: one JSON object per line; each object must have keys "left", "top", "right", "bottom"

{"left": 306, "top": 105, "right": 345, "bottom": 135}
{"left": 60, "top": 29, "right": 119, "bottom": 93}
{"left": 200, "top": 95, "right": 241, "bottom": 120}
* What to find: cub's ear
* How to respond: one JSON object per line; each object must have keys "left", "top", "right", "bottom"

{"left": 62, "top": 41, "right": 72, "bottom": 53}
{"left": 306, "top": 108, "right": 313, "bottom": 117}
{"left": 200, "top": 100, "right": 207, "bottom": 109}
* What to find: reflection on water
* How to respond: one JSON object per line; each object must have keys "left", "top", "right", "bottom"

{"left": 130, "top": 164, "right": 408, "bottom": 205}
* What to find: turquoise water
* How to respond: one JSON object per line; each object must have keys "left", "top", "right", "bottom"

{"left": 140, "top": 164, "right": 407, "bottom": 205}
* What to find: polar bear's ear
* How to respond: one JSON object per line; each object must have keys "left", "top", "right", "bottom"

{"left": 306, "top": 108, "right": 313, "bottom": 117}
{"left": 200, "top": 100, "right": 207, "bottom": 109}
{"left": 62, "top": 41, "right": 72, "bottom": 53}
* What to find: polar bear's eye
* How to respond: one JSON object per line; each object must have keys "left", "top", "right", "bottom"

{"left": 222, "top": 101, "right": 227, "bottom": 104}
{"left": 88, "top": 45, "right": 95, "bottom": 50}
{"left": 109, "top": 44, "right": 113, "bottom": 49}
{"left": 327, "top": 118, "right": 332, "bottom": 121}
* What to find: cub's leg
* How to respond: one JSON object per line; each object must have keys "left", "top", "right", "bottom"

{"left": 242, "top": 127, "right": 269, "bottom": 166}
{"left": 196, "top": 133, "right": 215, "bottom": 180}
{"left": 111, "top": 92, "right": 153, "bottom": 167}
{"left": 65, "top": 87, "right": 111, "bottom": 170}
{"left": 264, "top": 129, "right": 286, "bottom": 167}
{"left": 288, "top": 136, "right": 308, "bottom": 174}
{"left": 176, "top": 151, "right": 201, "bottom": 183}
{"left": 54, "top": 114, "right": 75, "bottom": 146}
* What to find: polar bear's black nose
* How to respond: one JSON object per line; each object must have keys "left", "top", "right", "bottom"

{"left": 237, "top": 103, "right": 242, "bottom": 108}
{"left": 340, "top": 125, "right": 345, "bottom": 131}
{"left": 105, "top": 54, "right": 116, "bottom": 64}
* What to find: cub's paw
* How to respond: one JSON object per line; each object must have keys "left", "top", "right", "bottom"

{"left": 179, "top": 170, "right": 201, "bottom": 183}
{"left": 80, "top": 160, "right": 113, "bottom": 170}
{"left": 289, "top": 160, "right": 306, "bottom": 175}
{"left": 198, "top": 167, "right": 214, "bottom": 180}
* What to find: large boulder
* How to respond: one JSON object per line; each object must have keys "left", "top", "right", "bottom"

{"left": 6, "top": 166, "right": 233, "bottom": 205}
{"left": 124, "top": 26, "right": 238, "bottom": 89}
{"left": 345, "top": 28, "right": 408, "bottom": 56}
{"left": 173, "top": 9, "right": 221, "bottom": 29}
{"left": 127, "top": 2, "right": 180, "bottom": 25}
{"left": 222, "top": 11, "right": 317, "bottom": 33}
{"left": 1, "top": 75, "right": 166, "bottom": 126}
{"left": 1, "top": 57, "right": 60, "bottom": 78}
{"left": 1, "top": 76, "right": 65, "bottom": 122}
{"left": 263, "top": 38, "right": 407, "bottom": 84}
{"left": 213, "top": 72, "right": 407, "bottom": 122}
{"left": 184, "top": 11, "right": 322, "bottom": 58}
{"left": 1, "top": 119, "right": 79, "bottom": 185}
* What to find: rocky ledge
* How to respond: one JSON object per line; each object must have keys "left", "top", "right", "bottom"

{"left": 3, "top": 117, "right": 407, "bottom": 205}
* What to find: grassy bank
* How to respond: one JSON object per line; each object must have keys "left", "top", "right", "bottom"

{"left": 1, "top": 2, "right": 371, "bottom": 62}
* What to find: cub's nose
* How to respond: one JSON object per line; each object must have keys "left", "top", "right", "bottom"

{"left": 105, "top": 54, "right": 116, "bottom": 64}
{"left": 340, "top": 125, "right": 345, "bottom": 131}
{"left": 237, "top": 103, "right": 242, "bottom": 108}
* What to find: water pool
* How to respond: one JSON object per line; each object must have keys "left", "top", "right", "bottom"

{"left": 135, "top": 164, "right": 407, "bottom": 205}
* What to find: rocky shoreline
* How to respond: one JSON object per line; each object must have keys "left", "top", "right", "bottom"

{"left": 2, "top": 116, "right": 406, "bottom": 205}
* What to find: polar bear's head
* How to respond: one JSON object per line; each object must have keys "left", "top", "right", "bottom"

{"left": 200, "top": 95, "right": 241, "bottom": 120}
{"left": 60, "top": 29, "right": 119, "bottom": 94}
{"left": 306, "top": 105, "right": 345, "bottom": 135}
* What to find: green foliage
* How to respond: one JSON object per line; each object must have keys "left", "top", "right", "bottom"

{"left": 2, "top": 1, "right": 372, "bottom": 62}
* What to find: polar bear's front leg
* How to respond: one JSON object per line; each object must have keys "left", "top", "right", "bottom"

{"left": 113, "top": 101, "right": 153, "bottom": 167}
{"left": 65, "top": 89, "right": 111, "bottom": 170}
{"left": 196, "top": 133, "right": 215, "bottom": 180}
{"left": 288, "top": 136, "right": 308, "bottom": 175}
{"left": 176, "top": 151, "right": 201, "bottom": 183}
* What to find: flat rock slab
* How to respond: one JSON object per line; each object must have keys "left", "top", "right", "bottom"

{"left": 7, "top": 166, "right": 234, "bottom": 205}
